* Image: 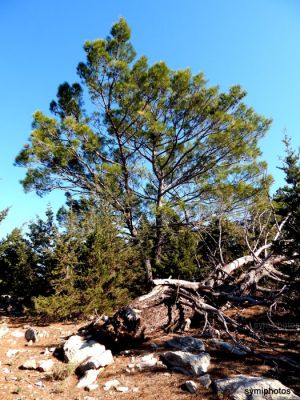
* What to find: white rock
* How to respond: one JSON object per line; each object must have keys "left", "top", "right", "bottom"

{"left": 20, "top": 359, "right": 37, "bottom": 370}
{"left": 160, "top": 351, "right": 210, "bottom": 376}
{"left": 2, "top": 368, "right": 10, "bottom": 374}
{"left": 104, "top": 379, "right": 121, "bottom": 391}
{"left": 77, "top": 369, "right": 101, "bottom": 389}
{"left": 37, "top": 359, "right": 54, "bottom": 372}
{"left": 184, "top": 380, "right": 198, "bottom": 394}
{"left": 34, "top": 381, "right": 45, "bottom": 388}
{"left": 199, "top": 373, "right": 212, "bottom": 388}
{"left": 41, "top": 348, "right": 50, "bottom": 356}
{"left": 215, "top": 375, "right": 300, "bottom": 400}
{"left": 0, "top": 324, "right": 9, "bottom": 338}
{"left": 136, "top": 353, "right": 158, "bottom": 370}
{"left": 63, "top": 335, "right": 106, "bottom": 364}
{"left": 11, "top": 330, "right": 24, "bottom": 338}
{"left": 85, "top": 383, "right": 99, "bottom": 391}
{"left": 80, "top": 349, "right": 113, "bottom": 371}
{"left": 6, "top": 349, "right": 20, "bottom": 358}
{"left": 116, "top": 386, "right": 129, "bottom": 392}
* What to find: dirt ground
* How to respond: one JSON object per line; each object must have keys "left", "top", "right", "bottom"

{"left": 0, "top": 308, "right": 299, "bottom": 400}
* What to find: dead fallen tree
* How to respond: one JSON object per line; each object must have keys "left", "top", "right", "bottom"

{"left": 85, "top": 214, "right": 297, "bottom": 351}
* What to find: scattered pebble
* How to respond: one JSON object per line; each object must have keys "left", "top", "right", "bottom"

{"left": 37, "top": 359, "right": 54, "bottom": 372}
{"left": 2, "top": 368, "right": 11, "bottom": 374}
{"left": 6, "top": 349, "right": 20, "bottom": 358}
{"left": 34, "top": 381, "right": 45, "bottom": 388}
{"left": 184, "top": 380, "right": 198, "bottom": 394}
{"left": 20, "top": 358, "right": 37, "bottom": 370}
{"left": 11, "top": 330, "right": 24, "bottom": 338}
{"left": 116, "top": 386, "right": 129, "bottom": 392}
{"left": 85, "top": 383, "right": 99, "bottom": 391}
{"left": 104, "top": 379, "right": 121, "bottom": 391}
{"left": 199, "top": 373, "right": 212, "bottom": 388}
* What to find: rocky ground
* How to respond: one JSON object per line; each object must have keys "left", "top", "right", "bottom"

{"left": 0, "top": 308, "right": 299, "bottom": 400}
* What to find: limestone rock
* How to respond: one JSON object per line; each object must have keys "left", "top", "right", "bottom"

{"left": 116, "top": 386, "right": 129, "bottom": 392}
{"left": 160, "top": 351, "right": 210, "bottom": 376}
{"left": 63, "top": 335, "right": 105, "bottom": 364}
{"left": 166, "top": 336, "right": 205, "bottom": 352}
{"left": 20, "top": 359, "right": 37, "bottom": 370}
{"left": 25, "top": 328, "right": 39, "bottom": 343}
{"left": 184, "top": 380, "right": 198, "bottom": 394}
{"left": 136, "top": 353, "right": 158, "bottom": 370}
{"left": 79, "top": 349, "right": 113, "bottom": 372}
{"left": 85, "top": 383, "right": 99, "bottom": 391}
{"left": 6, "top": 349, "right": 20, "bottom": 358}
{"left": 11, "top": 330, "right": 24, "bottom": 338}
{"left": 199, "top": 373, "right": 212, "bottom": 388}
{"left": 215, "top": 375, "right": 300, "bottom": 400}
{"left": 76, "top": 369, "right": 101, "bottom": 389}
{"left": 0, "top": 324, "right": 9, "bottom": 338}
{"left": 37, "top": 359, "right": 54, "bottom": 372}
{"left": 103, "top": 379, "right": 121, "bottom": 391}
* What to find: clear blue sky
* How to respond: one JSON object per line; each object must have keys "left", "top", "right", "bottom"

{"left": 0, "top": 0, "right": 299, "bottom": 238}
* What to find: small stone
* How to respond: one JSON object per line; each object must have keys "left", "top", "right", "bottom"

{"left": 49, "top": 347, "right": 56, "bottom": 352}
{"left": 34, "top": 381, "right": 45, "bottom": 388}
{"left": 116, "top": 386, "right": 129, "bottom": 392}
{"left": 199, "top": 373, "right": 212, "bottom": 388}
{"left": 85, "top": 383, "right": 99, "bottom": 391}
{"left": 77, "top": 369, "right": 101, "bottom": 389}
{"left": 6, "top": 349, "right": 20, "bottom": 358}
{"left": 41, "top": 348, "right": 50, "bottom": 356}
{"left": 135, "top": 353, "right": 158, "bottom": 370}
{"left": 83, "top": 397, "right": 96, "bottom": 400}
{"left": 166, "top": 336, "right": 205, "bottom": 352}
{"left": 160, "top": 351, "right": 210, "bottom": 376}
{"left": 25, "top": 328, "right": 39, "bottom": 343}
{"left": 2, "top": 368, "right": 10, "bottom": 374}
{"left": 63, "top": 335, "right": 106, "bottom": 364}
{"left": 0, "top": 324, "right": 9, "bottom": 338}
{"left": 104, "top": 379, "right": 121, "bottom": 391}
{"left": 11, "top": 330, "right": 24, "bottom": 338}
{"left": 127, "top": 363, "right": 135, "bottom": 369}
{"left": 80, "top": 350, "right": 113, "bottom": 371}
{"left": 132, "top": 387, "right": 139, "bottom": 392}
{"left": 184, "top": 380, "right": 198, "bottom": 394}
{"left": 20, "top": 359, "right": 37, "bottom": 370}
{"left": 215, "top": 375, "right": 300, "bottom": 400}
{"left": 37, "top": 359, "right": 54, "bottom": 372}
